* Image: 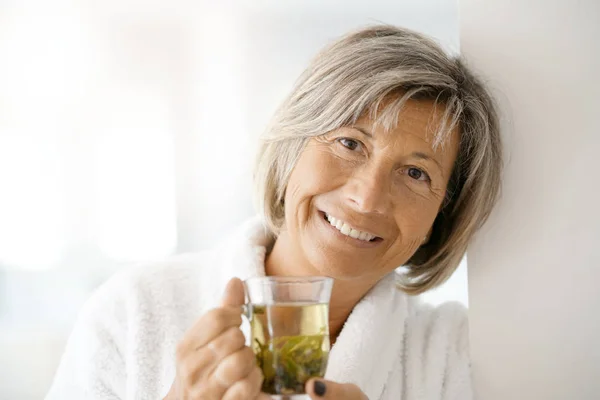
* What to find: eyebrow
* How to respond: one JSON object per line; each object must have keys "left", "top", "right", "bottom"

{"left": 351, "top": 126, "right": 444, "bottom": 172}
{"left": 412, "top": 152, "right": 443, "bottom": 171}
{"left": 352, "top": 126, "right": 373, "bottom": 137}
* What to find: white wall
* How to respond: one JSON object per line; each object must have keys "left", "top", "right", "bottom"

{"left": 460, "top": 1, "right": 600, "bottom": 399}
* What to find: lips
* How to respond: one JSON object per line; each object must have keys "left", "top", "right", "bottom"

{"left": 322, "top": 212, "right": 382, "bottom": 242}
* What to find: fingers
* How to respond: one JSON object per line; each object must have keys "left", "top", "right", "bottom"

{"left": 221, "top": 366, "right": 264, "bottom": 400}
{"left": 207, "top": 326, "right": 247, "bottom": 361}
{"left": 212, "top": 346, "right": 257, "bottom": 387}
{"left": 221, "top": 278, "right": 246, "bottom": 308}
{"left": 171, "top": 278, "right": 254, "bottom": 399}
{"left": 176, "top": 346, "right": 215, "bottom": 388}
{"left": 176, "top": 326, "right": 247, "bottom": 387}
{"left": 179, "top": 345, "right": 258, "bottom": 400}
{"left": 177, "top": 307, "right": 243, "bottom": 355}
{"left": 178, "top": 278, "right": 246, "bottom": 355}
{"left": 305, "top": 378, "right": 368, "bottom": 400}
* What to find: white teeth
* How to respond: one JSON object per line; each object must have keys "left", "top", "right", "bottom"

{"left": 324, "top": 214, "right": 376, "bottom": 242}
{"left": 340, "top": 224, "right": 351, "bottom": 235}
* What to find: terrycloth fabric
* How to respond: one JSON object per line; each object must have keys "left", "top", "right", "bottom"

{"left": 46, "top": 217, "right": 472, "bottom": 400}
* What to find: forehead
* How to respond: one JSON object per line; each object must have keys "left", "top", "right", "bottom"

{"left": 360, "top": 97, "right": 458, "bottom": 146}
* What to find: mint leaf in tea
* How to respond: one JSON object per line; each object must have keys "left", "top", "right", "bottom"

{"left": 250, "top": 303, "right": 330, "bottom": 395}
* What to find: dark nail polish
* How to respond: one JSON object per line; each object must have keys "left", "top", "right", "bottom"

{"left": 314, "top": 380, "right": 327, "bottom": 396}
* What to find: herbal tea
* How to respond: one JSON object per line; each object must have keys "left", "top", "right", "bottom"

{"left": 250, "top": 303, "right": 330, "bottom": 395}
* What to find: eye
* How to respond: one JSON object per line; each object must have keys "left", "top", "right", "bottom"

{"left": 337, "top": 137, "right": 361, "bottom": 151}
{"left": 407, "top": 167, "right": 430, "bottom": 182}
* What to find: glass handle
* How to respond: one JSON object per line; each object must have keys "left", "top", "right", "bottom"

{"left": 241, "top": 303, "right": 252, "bottom": 321}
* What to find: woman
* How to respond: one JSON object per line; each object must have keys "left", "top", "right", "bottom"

{"left": 47, "top": 25, "right": 502, "bottom": 400}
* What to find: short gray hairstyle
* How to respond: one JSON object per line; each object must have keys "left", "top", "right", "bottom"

{"left": 254, "top": 25, "right": 502, "bottom": 295}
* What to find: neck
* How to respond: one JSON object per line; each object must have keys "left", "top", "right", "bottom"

{"left": 264, "top": 231, "right": 381, "bottom": 343}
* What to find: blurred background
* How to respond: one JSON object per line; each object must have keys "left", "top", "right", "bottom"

{"left": 0, "top": 1, "right": 464, "bottom": 398}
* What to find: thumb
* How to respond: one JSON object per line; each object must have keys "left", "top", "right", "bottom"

{"left": 220, "top": 277, "right": 245, "bottom": 307}
{"left": 305, "top": 378, "right": 368, "bottom": 400}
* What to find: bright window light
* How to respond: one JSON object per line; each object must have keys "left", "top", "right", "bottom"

{"left": 0, "top": 132, "right": 66, "bottom": 269}
{"left": 92, "top": 85, "right": 177, "bottom": 262}
{"left": 0, "top": 9, "right": 89, "bottom": 270}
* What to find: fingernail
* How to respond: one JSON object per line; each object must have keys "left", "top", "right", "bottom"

{"left": 314, "top": 380, "right": 327, "bottom": 396}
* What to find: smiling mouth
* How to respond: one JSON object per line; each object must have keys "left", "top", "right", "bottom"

{"left": 321, "top": 212, "right": 382, "bottom": 242}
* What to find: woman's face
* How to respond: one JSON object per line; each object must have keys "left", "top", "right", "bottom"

{"left": 282, "top": 99, "right": 460, "bottom": 281}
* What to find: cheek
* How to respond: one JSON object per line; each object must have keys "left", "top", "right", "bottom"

{"left": 304, "top": 145, "right": 348, "bottom": 175}
{"left": 282, "top": 148, "right": 339, "bottom": 228}
{"left": 382, "top": 210, "right": 434, "bottom": 270}
{"left": 392, "top": 191, "right": 440, "bottom": 237}
{"left": 287, "top": 147, "right": 347, "bottom": 201}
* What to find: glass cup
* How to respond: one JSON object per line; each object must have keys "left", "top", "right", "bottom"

{"left": 243, "top": 276, "right": 333, "bottom": 400}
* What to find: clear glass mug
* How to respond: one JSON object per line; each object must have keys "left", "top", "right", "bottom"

{"left": 243, "top": 276, "right": 333, "bottom": 400}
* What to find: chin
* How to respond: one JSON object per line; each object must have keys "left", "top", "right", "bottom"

{"left": 306, "top": 250, "right": 373, "bottom": 280}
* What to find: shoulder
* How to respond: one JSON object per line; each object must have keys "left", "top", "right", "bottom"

{"left": 47, "top": 217, "right": 262, "bottom": 399}
{"left": 408, "top": 300, "right": 469, "bottom": 353}
{"left": 73, "top": 215, "right": 261, "bottom": 341}
{"left": 403, "top": 300, "right": 472, "bottom": 400}
{"left": 65, "top": 249, "right": 225, "bottom": 363}
{"left": 46, "top": 251, "right": 220, "bottom": 399}
{"left": 82, "top": 251, "right": 219, "bottom": 326}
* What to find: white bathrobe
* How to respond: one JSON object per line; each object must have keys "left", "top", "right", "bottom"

{"left": 46, "top": 217, "right": 472, "bottom": 400}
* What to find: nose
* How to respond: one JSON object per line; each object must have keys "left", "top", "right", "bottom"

{"left": 342, "top": 165, "right": 391, "bottom": 214}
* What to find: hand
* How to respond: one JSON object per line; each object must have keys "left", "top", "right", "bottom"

{"left": 305, "top": 378, "right": 369, "bottom": 400}
{"left": 165, "top": 278, "right": 270, "bottom": 400}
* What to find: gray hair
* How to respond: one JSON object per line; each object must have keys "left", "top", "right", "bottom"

{"left": 254, "top": 25, "right": 502, "bottom": 295}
